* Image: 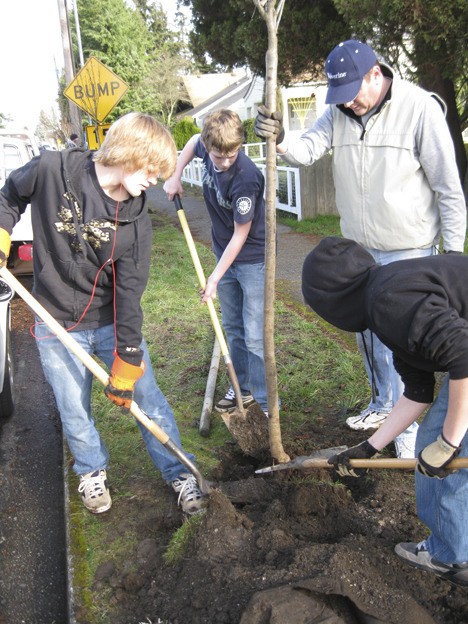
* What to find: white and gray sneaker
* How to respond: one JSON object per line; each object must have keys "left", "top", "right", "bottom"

{"left": 215, "top": 387, "right": 255, "bottom": 413}
{"left": 172, "top": 473, "right": 205, "bottom": 515}
{"left": 394, "top": 432, "right": 417, "bottom": 459}
{"left": 78, "top": 469, "right": 112, "bottom": 514}
{"left": 395, "top": 541, "right": 468, "bottom": 587}
{"left": 346, "top": 407, "right": 389, "bottom": 431}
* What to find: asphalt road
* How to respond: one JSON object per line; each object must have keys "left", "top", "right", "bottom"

{"left": 0, "top": 284, "right": 68, "bottom": 624}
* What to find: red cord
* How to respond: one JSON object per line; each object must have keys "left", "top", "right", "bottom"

{"left": 31, "top": 184, "right": 122, "bottom": 349}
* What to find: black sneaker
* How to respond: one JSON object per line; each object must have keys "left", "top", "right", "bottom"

{"left": 395, "top": 541, "right": 468, "bottom": 587}
{"left": 215, "top": 387, "right": 255, "bottom": 413}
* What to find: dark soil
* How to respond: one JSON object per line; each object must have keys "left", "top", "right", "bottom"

{"left": 83, "top": 413, "right": 468, "bottom": 624}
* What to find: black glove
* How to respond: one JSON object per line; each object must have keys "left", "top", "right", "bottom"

{"left": 328, "top": 440, "right": 379, "bottom": 477}
{"left": 254, "top": 104, "right": 285, "bottom": 144}
{"left": 417, "top": 433, "right": 461, "bottom": 479}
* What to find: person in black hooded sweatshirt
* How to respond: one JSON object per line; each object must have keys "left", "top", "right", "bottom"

{"left": 0, "top": 112, "right": 204, "bottom": 516}
{"left": 302, "top": 236, "right": 468, "bottom": 588}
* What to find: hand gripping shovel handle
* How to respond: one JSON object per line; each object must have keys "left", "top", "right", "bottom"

{"left": 173, "top": 194, "right": 244, "bottom": 412}
{"left": 0, "top": 267, "right": 210, "bottom": 494}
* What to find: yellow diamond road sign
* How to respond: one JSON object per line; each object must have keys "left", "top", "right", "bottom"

{"left": 64, "top": 57, "right": 128, "bottom": 123}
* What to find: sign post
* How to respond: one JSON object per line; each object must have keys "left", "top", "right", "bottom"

{"left": 64, "top": 57, "right": 128, "bottom": 123}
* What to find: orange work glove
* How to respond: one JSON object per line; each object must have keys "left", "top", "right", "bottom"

{"left": 0, "top": 228, "right": 11, "bottom": 269}
{"left": 104, "top": 355, "right": 145, "bottom": 411}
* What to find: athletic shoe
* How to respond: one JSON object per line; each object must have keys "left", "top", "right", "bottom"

{"left": 395, "top": 541, "right": 468, "bottom": 587}
{"left": 345, "top": 408, "right": 389, "bottom": 431}
{"left": 215, "top": 387, "right": 255, "bottom": 413}
{"left": 394, "top": 431, "right": 417, "bottom": 459}
{"left": 172, "top": 473, "right": 205, "bottom": 515}
{"left": 78, "top": 469, "right": 112, "bottom": 514}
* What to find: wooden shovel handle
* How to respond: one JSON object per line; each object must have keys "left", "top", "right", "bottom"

{"left": 301, "top": 457, "right": 468, "bottom": 470}
{"left": 0, "top": 267, "right": 170, "bottom": 445}
{"left": 173, "top": 195, "right": 244, "bottom": 412}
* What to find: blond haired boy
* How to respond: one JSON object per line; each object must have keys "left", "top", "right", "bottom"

{"left": 0, "top": 112, "right": 204, "bottom": 515}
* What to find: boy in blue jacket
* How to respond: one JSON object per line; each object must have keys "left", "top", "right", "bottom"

{"left": 164, "top": 109, "right": 270, "bottom": 417}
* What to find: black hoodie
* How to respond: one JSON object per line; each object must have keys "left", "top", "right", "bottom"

{"left": 0, "top": 149, "right": 152, "bottom": 364}
{"left": 302, "top": 237, "right": 468, "bottom": 403}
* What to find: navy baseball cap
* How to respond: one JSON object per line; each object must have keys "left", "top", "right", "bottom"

{"left": 325, "top": 40, "right": 378, "bottom": 104}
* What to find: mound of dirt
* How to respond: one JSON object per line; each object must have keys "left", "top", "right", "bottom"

{"left": 87, "top": 437, "right": 468, "bottom": 624}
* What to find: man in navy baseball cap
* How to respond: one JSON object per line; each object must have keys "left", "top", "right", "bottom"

{"left": 325, "top": 40, "right": 378, "bottom": 104}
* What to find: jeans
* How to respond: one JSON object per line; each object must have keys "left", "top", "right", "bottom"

{"left": 415, "top": 374, "right": 468, "bottom": 563}
{"left": 34, "top": 322, "right": 194, "bottom": 482}
{"left": 217, "top": 260, "right": 268, "bottom": 411}
{"left": 358, "top": 246, "right": 436, "bottom": 443}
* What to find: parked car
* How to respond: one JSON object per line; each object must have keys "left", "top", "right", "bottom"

{"left": 0, "top": 129, "right": 39, "bottom": 276}
{"left": 0, "top": 129, "right": 39, "bottom": 417}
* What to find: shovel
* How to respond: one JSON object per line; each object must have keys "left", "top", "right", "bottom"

{"left": 256, "top": 451, "right": 468, "bottom": 474}
{"left": 0, "top": 266, "right": 211, "bottom": 495}
{"left": 172, "top": 194, "right": 269, "bottom": 457}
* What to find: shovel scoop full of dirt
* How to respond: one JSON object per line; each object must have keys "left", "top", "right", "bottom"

{"left": 220, "top": 404, "right": 270, "bottom": 458}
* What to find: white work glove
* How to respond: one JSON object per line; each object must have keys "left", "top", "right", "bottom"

{"left": 417, "top": 434, "right": 461, "bottom": 479}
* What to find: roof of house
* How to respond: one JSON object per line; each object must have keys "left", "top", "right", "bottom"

{"left": 178, "top": 75, "right": 253, "bottom": 121}
{"left": 182, "top": 71, "right": 248, "bottom": 107}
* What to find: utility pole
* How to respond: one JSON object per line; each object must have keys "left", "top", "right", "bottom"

{"left": 57, "top": 0, "right": 82, "bottom": 142}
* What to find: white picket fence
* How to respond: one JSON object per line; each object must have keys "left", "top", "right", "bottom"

{"left": 180, "top": 142, "right": 303, "bottom": 220}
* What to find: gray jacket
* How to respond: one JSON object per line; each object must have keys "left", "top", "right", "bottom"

{"left": 282, "top": 65, "right": 466, "bottom": 252}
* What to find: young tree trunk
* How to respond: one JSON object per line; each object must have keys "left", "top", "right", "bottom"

{"left": 252, "top": 0, "right": 289, "bottom": 464}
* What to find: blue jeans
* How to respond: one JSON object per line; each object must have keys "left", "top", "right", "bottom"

{"left": 357, "top": 246, "right": 436, "bottom": 442}
{"left": 34, "top": 322, "right": 195, "bottom": 482}
{"left": 415, "top": 375, "right": 468, "bottom": 564}
{"left": 217, "top": 260, "right": 268, "bottom": 411}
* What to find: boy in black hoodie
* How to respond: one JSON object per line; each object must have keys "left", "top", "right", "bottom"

{"left": 0, "top": 113, "right": 204, "bottom": 515}
{"left": 302, "top": 236, "right": 468, "bottom": 587}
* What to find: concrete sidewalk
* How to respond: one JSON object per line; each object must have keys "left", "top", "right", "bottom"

{"left": 146, "top": 186, "right": 320, "bottom": 304}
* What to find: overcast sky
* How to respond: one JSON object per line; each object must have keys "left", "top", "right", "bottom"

{"left": 0, "top": 1, "right": 190, "bottom": 134}
{"left": 0, "top": 0, "right": 64, "bottom": 131}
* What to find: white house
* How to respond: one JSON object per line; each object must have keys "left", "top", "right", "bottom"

{"left": 180, "top": 72, "right": 328, "bottom": 132}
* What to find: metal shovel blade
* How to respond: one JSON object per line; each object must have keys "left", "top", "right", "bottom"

{"left": 255, "top": 445, "right": 348, "bottom": 474}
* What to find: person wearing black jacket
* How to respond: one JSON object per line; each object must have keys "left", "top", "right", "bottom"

{"left": 0, "top": 112, "right": 204, "bottom": 515}
{"left": 302, "top": 236, "right": 468, "bottom": 587}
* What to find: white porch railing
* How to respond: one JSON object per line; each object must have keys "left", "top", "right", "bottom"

{"left": 180, "top": 142, "right": 302, "bottom": 220}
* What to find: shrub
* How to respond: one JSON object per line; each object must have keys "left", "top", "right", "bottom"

{"left": 243, "top": 118, "right": 261, "bottom": 144}
{"left": 172, "top": 116, "right": 200, "bottom": 150}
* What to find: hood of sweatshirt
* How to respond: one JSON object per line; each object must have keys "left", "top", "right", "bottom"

{"left": 301, "top": 237, "right": 376, "bottom": 332}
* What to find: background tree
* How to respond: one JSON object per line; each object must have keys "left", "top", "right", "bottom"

{"left": 182, "top": 0, "right": 349, "bottom": 84}
{"left": 333, "top": 0, "right": 467, "bottom": 181}
{"left": 0, "top": 113, "right": 11, "bottom": 129}
{"left": 36, "top": 109, "right": 65, "bottom": 147}
{"left": 71, "top": 0, "right": 191, "bottom": 124}
{"left": 183, "top": 0, "right": 467, "bottom": 178}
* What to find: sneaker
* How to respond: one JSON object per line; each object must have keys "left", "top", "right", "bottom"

{"left": 395, "top": 541, "right": 468, "bottom": 587}
{"left": 346, "top": 407, "right": 389, "bottom": 431}
{"left": 394, "top": 432, "right": 417, "bottom": 459}
{"left": 78, "top": 469, "right": 112, "bottom": 514}
{"left": 172, "top": 473, "right": 205, "bottom": 515}
{"left": 215, "top": 387, "right": 255, "bottom": 413}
